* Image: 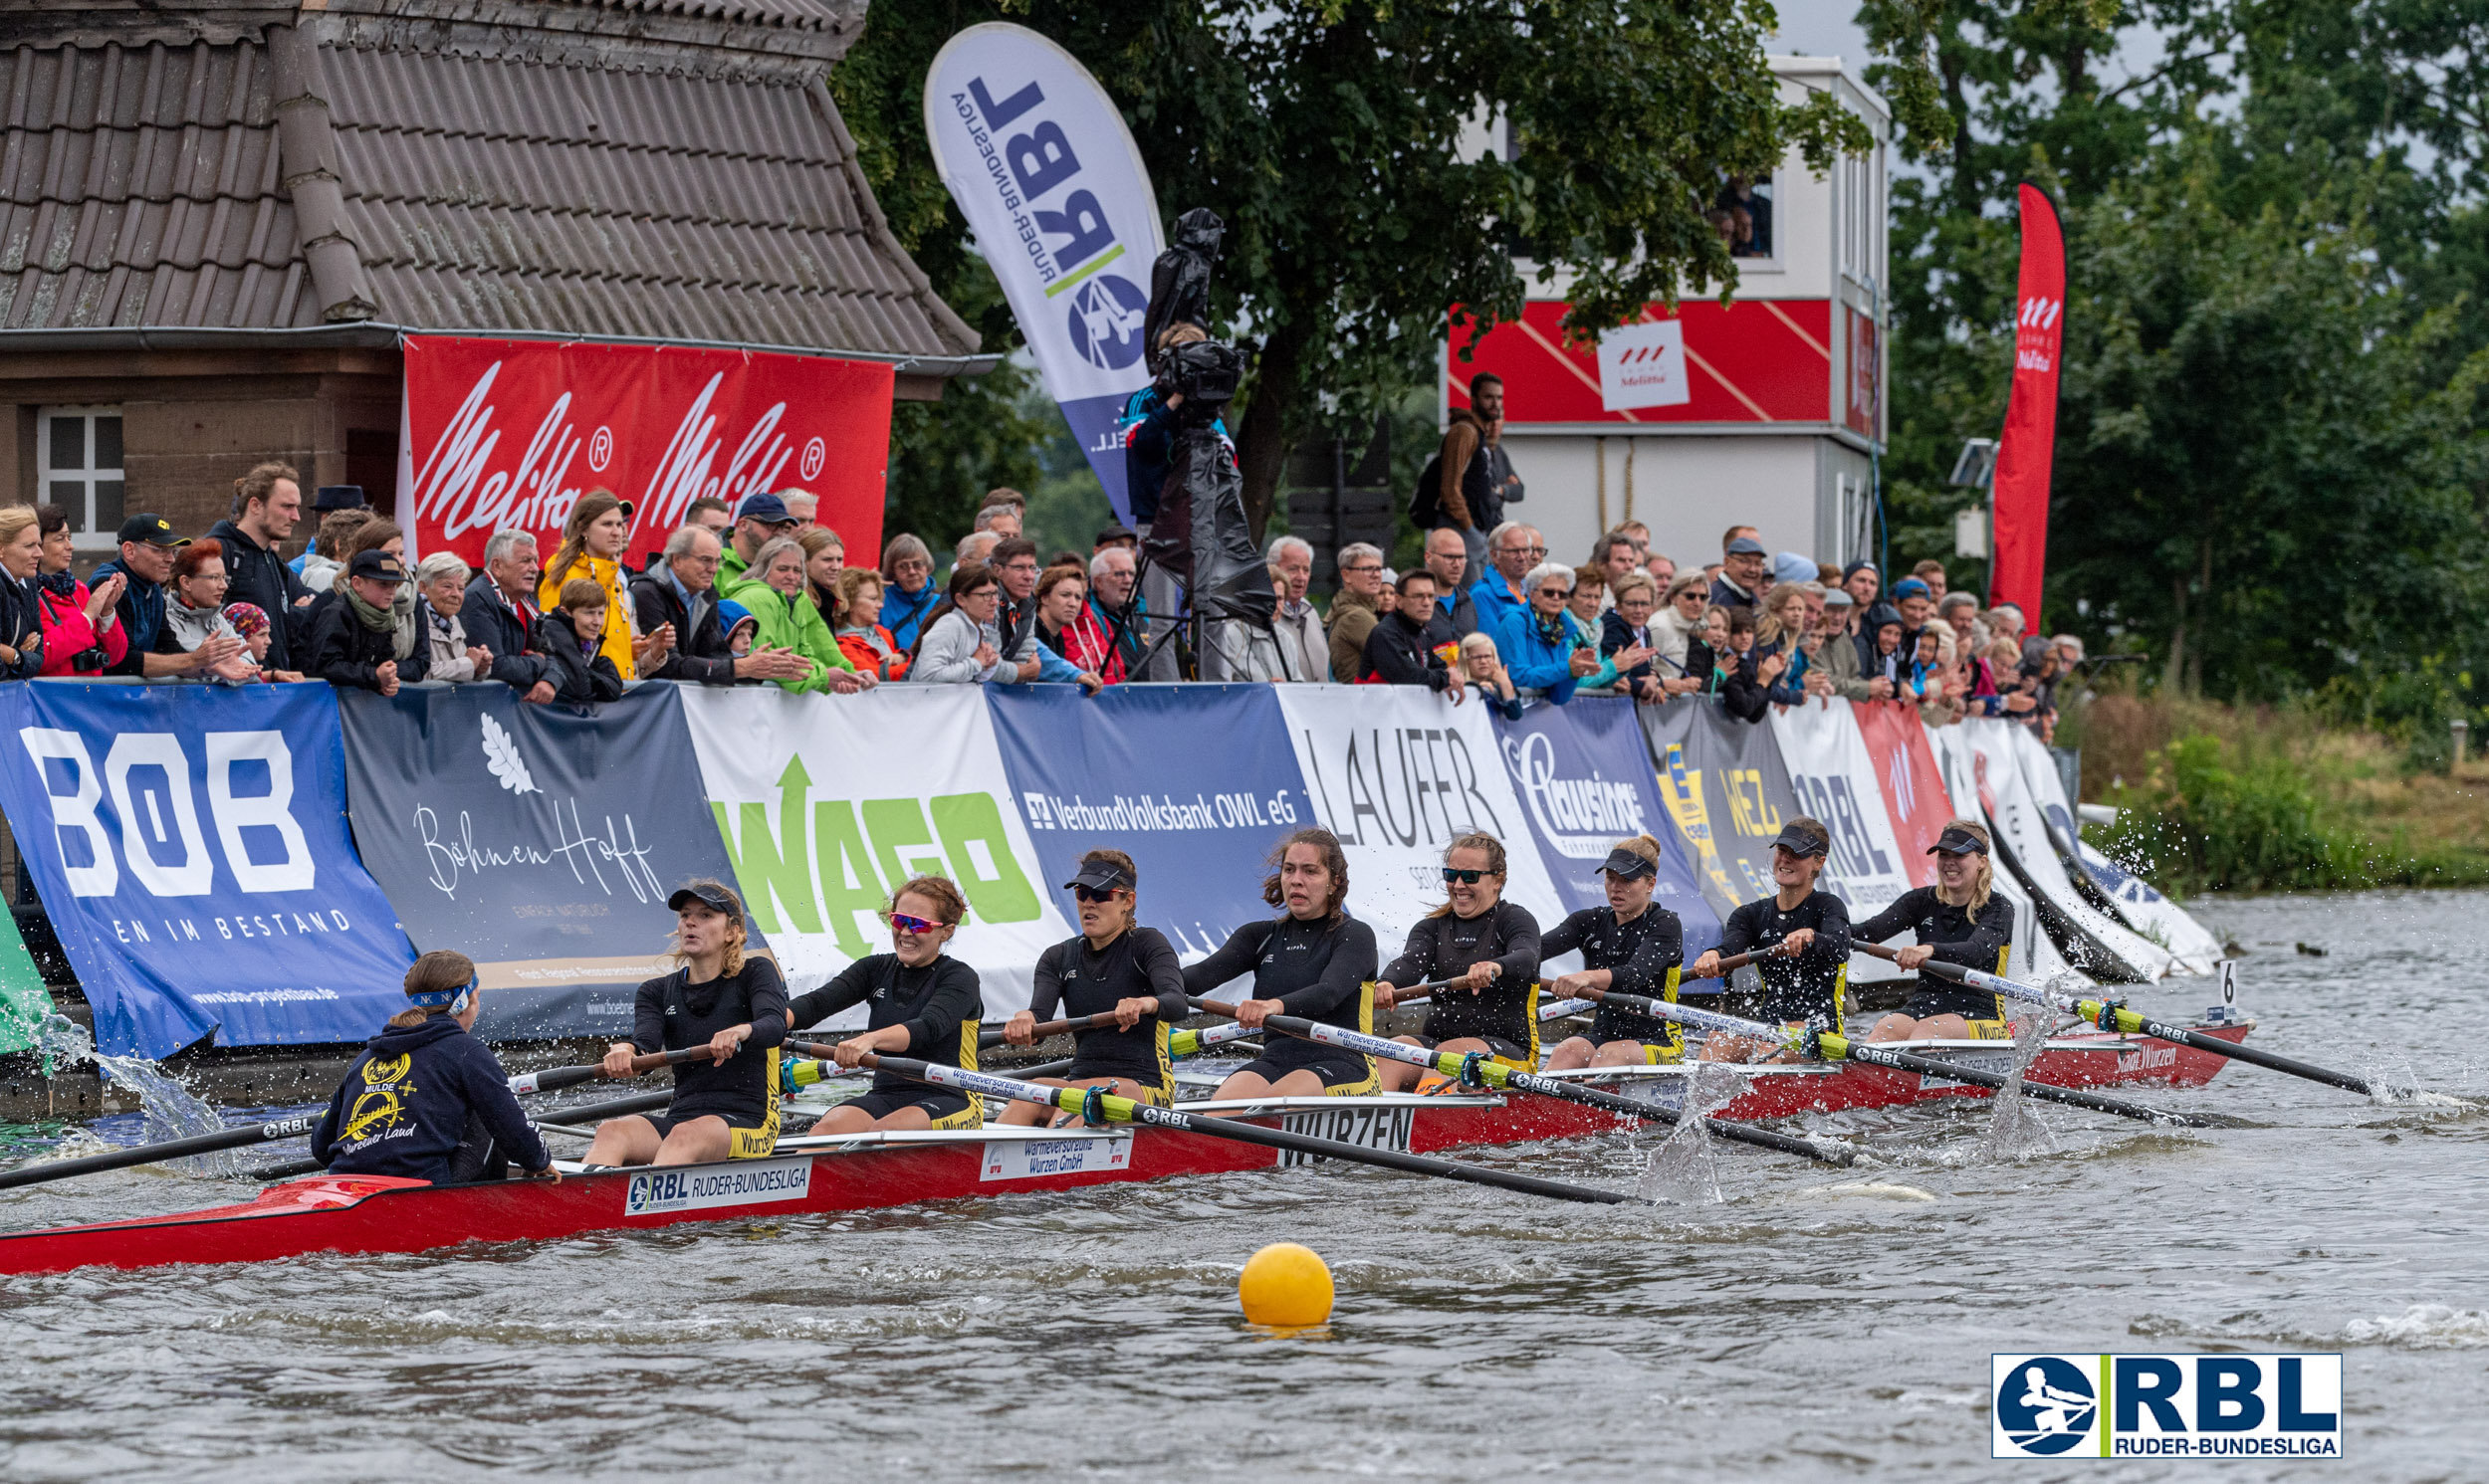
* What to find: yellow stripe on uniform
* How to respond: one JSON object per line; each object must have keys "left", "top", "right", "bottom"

{"left": 1324, "top": 983, "right": 1381, "bottom": 1096}
{"left": 939, "top": 1019, "right": 986, "bottom": 1129}
{"left": 728, "top": 1072, "right": 781, "bottom": 1159}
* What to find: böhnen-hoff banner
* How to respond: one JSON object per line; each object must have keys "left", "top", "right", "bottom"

{"left": 398, "top": 334, "right": 897, "bottom": 571}
{"left": 335, "top": 684, "right": 762, "bottom": 1041}
{"left": 923, "top": 24, "right": 1164, "bottom": 523}
{"left": 0, "top": 683, "right": 414, "bottom": 1059}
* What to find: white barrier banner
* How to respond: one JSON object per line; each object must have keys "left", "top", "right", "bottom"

{"left": 679, "top": 688, "right": 1070, "bottom": 1018}
{"left": 1269, "top": 687, "right": 1569, "bottom": 955}
{"left": 1770, "top": 699, "right": 1913, "bottom": 981}
{"left": 924, "top": 24, "right": 1165, "bottom": 522}
{"left": 2005, "top": 726, "right": 2222, "bottom": 974}
{"left": 1927, "top": 727, "right": 2068, "bottom": 985}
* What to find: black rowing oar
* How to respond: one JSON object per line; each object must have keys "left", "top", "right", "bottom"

{"left": 978, "top": 1008, "right": 1156, "bottom": 1049}
{"left": 1187, "top": 997, "right": 1855, "bottom": 1166}
{"left": 0, "top": 1048, "right": 705, "bottom": 1192}
{"left": 1850, "top": 942, "right": 2447, "bottom": 1104}
{"left": 1570, "top": 985, "right": 2231, "bottom": 1128}
{"left": 248, "top": 1086, "right": 685, "bottom": 1181}
{"left": 840, "top": 1050, "right": 1637, "bottom": 1205}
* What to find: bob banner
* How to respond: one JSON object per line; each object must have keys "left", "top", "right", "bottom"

{"left": 398, "top": 334, "right": 896, "bottom": 571}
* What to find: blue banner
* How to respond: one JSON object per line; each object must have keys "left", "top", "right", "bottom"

{"left": 987, "top": 684, "right": 1315, "bottom": 957}
{"left": 0, "top": 681, "right": 414, "bottom": 1058}
{"left": 337, "top": 684, "right": 760, "bottom": 1041}
{"left": 1494, "top": 698, "right": 1719, "bottom": 960}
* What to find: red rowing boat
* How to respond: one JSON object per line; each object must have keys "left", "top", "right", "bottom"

{"left": 0, "top": 1021, "right": 2246, "bottom": 1275}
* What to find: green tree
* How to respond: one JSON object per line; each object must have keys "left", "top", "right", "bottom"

{"left": 836, "top": 0, "right": 1876, "bottom": 536}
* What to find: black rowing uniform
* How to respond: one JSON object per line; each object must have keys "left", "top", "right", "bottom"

{"left": 1381, "top": 900, "right": 1541, "bottom": 1063}
{"left": 1184, "top": 912, "right": 1380, "bottom": 1094}
{"left": 629, "top": 957, "right": 792, "bottom": 1158}
{"left": 1852, "top": 887, "right": 2015, "bottom": 1027}
{"left": 1716, "top": 888, "right": 1852, "bottom": 1034}
{"left": 1030, "top": 925, "right": 1190, "bottom": 1104}
{"left": 1539, "top": 904, "right": 1686, "bottom": 1058}
{"left": 788, "top": 954, "right": 986, "bottom": 1130}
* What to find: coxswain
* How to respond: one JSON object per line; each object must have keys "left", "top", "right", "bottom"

{"left": 1688, "top": 817, "right": 1851, "bottom": 1062}
{"left": 311, "top": 950, "right": 558, "bottom": 1184}
{"left": 1372, "top": 833, "right": 1540, "bottom": 1093}
{"left": 788, "top": 875, "right": 987, "bottom": 1133}
{"left": 1540, "top": 835, "right": 1690, "bottom": 1070}
{"left": 998, "top": 850, "right": 1190, "bottom": 1125}
{"left": 1859, "top": 819, "right": 2015, "bottom": 1042}
{"left": 1187, "top": 828, "right": 1381, "bottom": 1102}
{"left": 583, "top": 880, "right": 790, "bottom": 1166}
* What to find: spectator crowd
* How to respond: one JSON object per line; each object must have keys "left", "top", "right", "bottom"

{"left": 0, "top": 457, "right": 2079, "bottom": 741}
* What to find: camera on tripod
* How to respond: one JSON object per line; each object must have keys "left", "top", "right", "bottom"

{"left": 1162, "top": 338, "right": 1243, "bottom": 419}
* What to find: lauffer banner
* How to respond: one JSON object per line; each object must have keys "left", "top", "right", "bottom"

{"left": 0, "top": 683, "right": 413, "bottom": 1059}
{"left": 399, "top": 334, "right": 896, "bottom": 570}
{"left": 1988, "top": 182, "right": 2066, "bottom": 631}
{"left": 336, "top": 685, "right": 761, "bottom": 1040}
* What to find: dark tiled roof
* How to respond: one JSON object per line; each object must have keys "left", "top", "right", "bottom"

{"left": 0, "top": 12, "right": 979, "bottom": 363}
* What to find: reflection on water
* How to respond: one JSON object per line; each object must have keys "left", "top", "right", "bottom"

{"left": 3, "top": 890, "right": 2487, "bottom": 1482}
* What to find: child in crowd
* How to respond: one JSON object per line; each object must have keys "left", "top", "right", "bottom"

{"left": 1907, "top": 626, "right": 1946, "bottom": 699}
{"left": 536, "top": 576, "right": 624, "bottom": 705}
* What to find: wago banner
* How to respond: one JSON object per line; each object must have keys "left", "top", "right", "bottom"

{"left": 0, "top": 683, "right": 413, "bottom": 1059}
{"left": 336, "top": 685, "right": 760, "bottom": 1041}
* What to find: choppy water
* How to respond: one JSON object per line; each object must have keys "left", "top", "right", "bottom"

{"left": 4, "top": 890, "right": 2486, "bottom": 1482}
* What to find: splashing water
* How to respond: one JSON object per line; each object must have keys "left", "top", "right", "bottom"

{"left": 1637, "top": 1060, "right": 1748, "bottom": 1204}
{"left": 1975, "top": 1005, "right": 2058, "bottom": 1162}
{"left": 31, "top": 1011, "right": 242, "bottom": 1175}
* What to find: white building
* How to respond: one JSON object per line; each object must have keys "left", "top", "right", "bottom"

{"left": 1446, "top": 57, "right": 1890, "bottom": 574}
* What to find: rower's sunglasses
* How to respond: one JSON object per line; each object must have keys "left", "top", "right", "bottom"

{"left": 888, "top": 912, "right": 938, "bottom": 935}
{"left": 1442, "top": 868, "right": 1489, "bottom": 884}
{"left": 1071, "top": 885, "right": 1126, "bottom": 903}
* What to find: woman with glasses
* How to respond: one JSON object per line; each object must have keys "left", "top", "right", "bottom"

{"left": 155, "top": 538, "right": 261, "bottom": 684}
{"left": 1490, "top": 560, "right": 1650, "bottom": 706}
{"left": 997, "top": 849, "right": 1190, "bottom": 1124}
{"left": 789, "top": 875, "right": 989, "bottom": 1133}
{"left": 1372, "top": 833, "right": 1542, "bottom": 1094}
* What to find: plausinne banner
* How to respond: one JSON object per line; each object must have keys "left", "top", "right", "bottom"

{"left": 1492, "top": 697, "right": 1718, "bottom": 959}
{"left": 988, "top": 685, "right": 1315, "bottom": 958}
{"left": 336, "top": 685, "right": 757, "bottom": 1040}
{"left": 1269, "top": 687, "right": 1568, "bottom": 958}
{"left": 0, "top": 683, "right": 412, "bottom": 1058}
{"left": 680, "top": 687, "right": 1072, "bottom": 1019}
{"left": 924, "top": 24, "right": 1164, "bottom": 523}
{"left": 398, "top": 334, "right": 896, "bottom": 570}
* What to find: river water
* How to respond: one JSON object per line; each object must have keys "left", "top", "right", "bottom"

{"left": 3, "top": 890, "right": 2483, "bottom": 1482}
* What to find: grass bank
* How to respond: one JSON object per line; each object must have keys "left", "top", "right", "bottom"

{"left": 2064, "top": 692, "right": 2489, "bottom": 895}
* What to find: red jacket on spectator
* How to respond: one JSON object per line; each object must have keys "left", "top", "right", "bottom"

{"left": 1062, "top": 599, "right": 1139, "bottom": 685}
{"left": 35, "top": 577, "right": 126, "bottom": 677}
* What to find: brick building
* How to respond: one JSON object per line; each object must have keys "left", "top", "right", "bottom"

{"left": 0, "top": 0, "right": 987, "bottom": 551}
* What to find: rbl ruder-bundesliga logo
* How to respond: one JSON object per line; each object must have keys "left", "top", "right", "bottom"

{"left": 1991, "top": 1353, "right": 2343, "bottom": 1458}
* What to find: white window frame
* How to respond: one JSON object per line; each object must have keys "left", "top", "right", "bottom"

{"left": 1720, "top": 168, "right": 1783, "bottom": 273}
{"left": 39, "top": 406, "right": 125, "bottom": 549}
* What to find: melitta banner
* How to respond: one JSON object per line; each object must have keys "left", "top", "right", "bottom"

{"left": 1491, "top": 698, "right": 1718, "bottom": 959}
{"left": 398, "top": 334, "right": 896, "bottom": 570}
{"left": 1989, "top": 182, "right": 2067, "bottom": 630}
{"left": 679, "top": 687, "right": 1072, "bottom": 1019}
{"left": 0, "top": 683, "right": 413, "bottom": 1058}
{"left": 335, "top": 685, "right": 758, "bottom": 1040}
{"left": 923, "top": 24, "right": 1164, "bottom": 523}
{"left": 1269, "top": 687, "right": 1568, "bottom": 954}
{"left": 1769, "top": 699, "right": 1917, "bottom": 981}
{"left": 987, "top": 685, "right": 1315, "bottom": 958}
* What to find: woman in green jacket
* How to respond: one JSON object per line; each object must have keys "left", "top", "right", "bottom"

{"left": 721, "top": 537, "right": 868, "bottom": 695}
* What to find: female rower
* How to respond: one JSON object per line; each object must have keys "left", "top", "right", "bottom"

{"left": 998, "top": 850, "right": 1190, "bottom": 1124}
{"left": 313, "top": 951, "right": 557, "bottom": 1184}
{"left": 1186, "top": 828, "right": 1381, "bottom": 1102}
{"left": 1372, "top": 833, "right": 1540, "bottom": 1093}
{"left": 1859, "top": 820, "right": 2014, "bottom": 1042}
{"left": 789, "top": 876, "right": 987, "bottom": 1133}
{"left": 585, "top": 880, "right": 790, "bottom": 1167}
{"left": 1688, "top": 818, "right": 1852, "bottom": 1063}
{"left": 1540, "top": 835, "right": 1689, "bottom": 1070}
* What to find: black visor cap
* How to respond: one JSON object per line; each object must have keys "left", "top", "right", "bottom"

{"left": 667, "top": 883, "right": 743, "bottom": 924}
{"left": 1599, "top": 847, "right": 1657, "bottom": 881}
{"left": 1771, "top": 823, "right": 1830, "bottom": 859}
{"left": 1927, "top": 826, "right": 1989, "bottom": 857}
{"left": 1062, "top": 860, "right": 1134, "bottom": 895}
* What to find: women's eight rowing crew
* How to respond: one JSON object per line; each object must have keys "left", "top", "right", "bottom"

{"left": 308, "top": 816, "right": 2016, "bottom": 1186}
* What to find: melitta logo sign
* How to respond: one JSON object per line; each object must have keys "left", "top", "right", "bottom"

{"left": 1595, "top": 318, "right": 1691, "bottom": 411}
{"left": 2016, "top": 295, "right": 2063, "bottom": 371}
{"left": 397, "top": 335, "right": 896, "bottom": 569}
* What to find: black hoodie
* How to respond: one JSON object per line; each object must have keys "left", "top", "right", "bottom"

{"left": 312, "top": 1015, "right": 550, "bottom": 1181}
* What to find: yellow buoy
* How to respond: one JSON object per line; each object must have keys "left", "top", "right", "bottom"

{"left": 1239, "top": 1242, "right": 1334, "bottom": 1327}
